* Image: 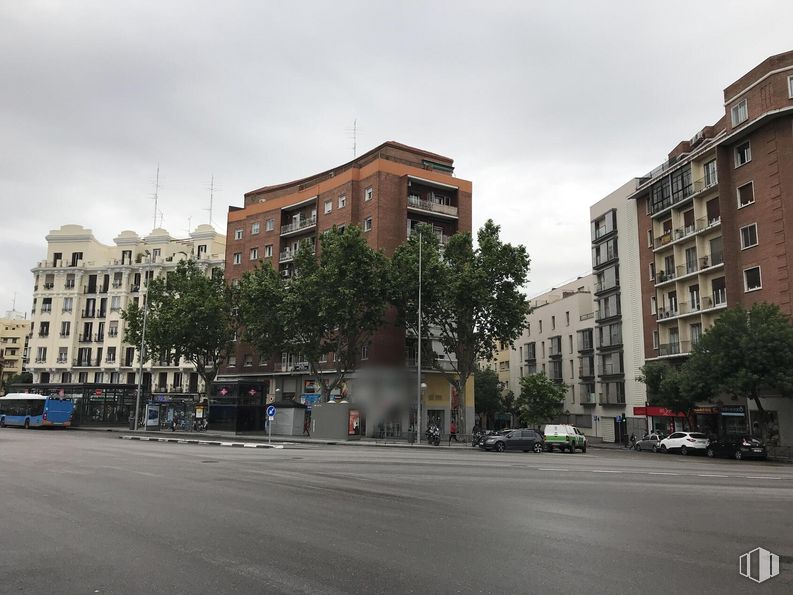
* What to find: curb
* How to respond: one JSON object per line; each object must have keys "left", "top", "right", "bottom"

{"left": 119, "top": 435, "right": 284, "bottom": 449}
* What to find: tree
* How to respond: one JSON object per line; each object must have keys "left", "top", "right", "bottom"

{"left": 638, "top": 361, "right": 702, "bottom": 430}
{"left": 474, "top": 366, "right": 501, "bottom": 426}
{"left": 239, "top": 225, "right": 390, "bottom": 403}
{"left": 389, "top": 220, "right": 531, "bottom": 435}
{"left": 515, "top": 373, "right": 566, "bottom": 428}
{"left": 121, "top": 259, "right": 237, "bottom": 395}
{"left": 684, "top": 302, "right": 793, "bottom": 419}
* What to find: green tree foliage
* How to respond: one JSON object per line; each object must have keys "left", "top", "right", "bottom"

{"left": 474, "top": 366, "right": 501, "bottom": 424}
{"left": 121, "top": 260, "right": 236, "bottom": 394}
{"left": 515, "top": 373, "right": 566, "bottom": 428}
{"left": 638, "top": 361, "right": 703, "bottom": 430}
{"left": 239, "top": 225, "right": 389, "bottom": 402}
{"left": 685, "top": 302, "right": 793, "bottom": 414}
{"left": 389, "top": 220, "right": 531, "bottom": 434}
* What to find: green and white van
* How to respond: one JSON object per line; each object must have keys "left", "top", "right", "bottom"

{"left": 543, "top": 424, "right": 587, "bottom": 453}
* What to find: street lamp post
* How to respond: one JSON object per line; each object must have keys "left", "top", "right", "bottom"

{"left": 416, "top": 231, "right": 422, "bottom": 445}
{"left": 133, "top": 253, "right": 151, "bottom": 431}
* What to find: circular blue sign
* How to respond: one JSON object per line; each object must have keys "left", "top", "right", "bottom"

{"left": 266, "top": 405, "right": 276, "bottom": 417}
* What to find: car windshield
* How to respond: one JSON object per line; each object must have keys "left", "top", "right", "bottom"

{"left": 689, "top": 433, "right": 708, "bottom": 439}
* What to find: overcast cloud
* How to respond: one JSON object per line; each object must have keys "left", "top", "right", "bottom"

{"left": 2, "top": 0, "right": 792, "bottom": 312}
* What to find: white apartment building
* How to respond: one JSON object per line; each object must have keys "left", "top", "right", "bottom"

{"left": 590, "top": 180, "right": 647, "bottom": 440}
{"left": 27, "top": 224, "right": 225, "bottom": 400}
{"left": 509, "top": 276, "right": 599, "bottom": 435}
{"left": 1, "top": 311, "right": 31, "bottom": 392}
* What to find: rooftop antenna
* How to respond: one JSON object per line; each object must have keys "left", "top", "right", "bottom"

{"left": 151, "top": 163, "right": 160, "bottom": 230}
{"left": 204, "top": 175, "right": 218, "bottom": 229}
{"left": 11, "top": 292, "right": 16, "bottom": 311}
{"left": 346, "top": 119, "right": 360, "bottom": 158}
{"left": 158, "top": 209, "right": 164, "bottom": 229}
{"left": 186, "top": 216, "right": 192, "bottom": 236}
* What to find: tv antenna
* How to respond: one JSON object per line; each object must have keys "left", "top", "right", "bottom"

{"left": 204, "top": 175, "right": 218, "bottom": 228}
{"left": 346, "top": 119, "right": 361, "bottom": 158}
{"left": 151, "top": 163, "right": 161, "bottom": 230}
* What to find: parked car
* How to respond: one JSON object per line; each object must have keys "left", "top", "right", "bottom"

{"left": 706, "top": 435, "right": 767, "bottom": 460}
{"left": 480, "top": 428, "right": 544, "bottom": 453}
{"left": 657, "top": 431, "right": 709, "bottom": 455}
{"left": 543, "top": 424, "right": 587, "bottom": 453}
{"left": 634, "top": 433, "right": 665, "bottom": 452}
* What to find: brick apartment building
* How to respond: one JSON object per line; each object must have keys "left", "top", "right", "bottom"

{"left": 216, "top": 141, "right": 474, "bottom": 436}
{"left": 627, "top": 50, "right": 793, "bottom": 445}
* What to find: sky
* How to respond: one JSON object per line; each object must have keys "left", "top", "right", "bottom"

{"left": 2, "top": 0, "right": 793, "bottom": 313}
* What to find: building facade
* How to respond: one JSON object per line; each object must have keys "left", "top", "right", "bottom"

{"left": 509, "top": 276, "right": 613, "bottom": 438}
{"left": 0, "top": 311, "right": 31, "bottom": 393}
{"left": 627, "top": 50, "right": 793, "bottom": 445}
{"left": 218, "top": 141, "right": 474, "bottom": 436}
{"left": 590, "top": 180, "right": 648, "bottom": 440}
{"left": 24, "top": 224, "right": 225, "bottom": 423}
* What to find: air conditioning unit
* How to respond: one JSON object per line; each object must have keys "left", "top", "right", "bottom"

{"left": 281, "top": 270, "right": 290, "bottom": 278}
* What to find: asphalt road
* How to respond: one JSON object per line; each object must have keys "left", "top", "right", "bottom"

{"left": 1, "top": 430, "right": 791, "bottom": 594}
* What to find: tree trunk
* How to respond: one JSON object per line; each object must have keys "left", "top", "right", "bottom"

{"left": 457, "top": 376, "right": 467, "bottom": 436}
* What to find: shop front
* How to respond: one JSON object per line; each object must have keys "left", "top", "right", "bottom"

{"left": 693, "top": 404, "right": 748, "bottom": 438}
{"left": 633, "top": 406, "right": 687, "bottom": 435}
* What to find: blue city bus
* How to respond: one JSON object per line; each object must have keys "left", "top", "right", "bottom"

{"left": 0, "top": 393, "right": 74, "bottom": 429}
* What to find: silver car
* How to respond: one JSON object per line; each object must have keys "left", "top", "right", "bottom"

{"left": 634, "top": 432, "right": 666, "bottom": 452}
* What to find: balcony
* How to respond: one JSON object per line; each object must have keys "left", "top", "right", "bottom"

{"left": 280, "top": 216, "right": 317, "bottom": 237}
{"left": 598, "top": 363, "right": 624, "bottom": 377}
{"left": 78, "top": 334, "right": 93, "bottom": 343}
{"left": 599, "top": 392, "right": 626, "bottom": 406}
{"left": 40, "top": 307, "right": 52, "bottom": 314}
{"left": 580, "top": 392, "right": 597, "bottom": 405}
{"left": 595, "top": 309, "right": 620, "bottom": 322}
{"left": 578, "top": 366, "right": 595, "bottom": 379}
{"left": 657, "top": 341, "right": 691, "bottom": 357}
{"left": 73, "top": 359, "right": 93, "bottom": 367}
{"left": 691, "top": 175, "right": 718, "bottom": 195}
{"left": 594, "top": 279, "right": 619, "bottom": 294}
{"left": 43, "top": 283, "right": 54, "bottom": 290}
{"left": 112, "top": 281, "right": 123, "bottom": 288}
{"left": 407, "top": 195, "right": 459, "bottom": 219}
{"left": 108, "top": 330, "right": 118, "bottom": 338}
{"left": 65, "top": 281, "right": 76, "bottom": 289}
{"left": 655, "top": 270, "right": 676, "bottom": 285}
{"left": 82, "top": 311, "right": 96, "bottom": 318}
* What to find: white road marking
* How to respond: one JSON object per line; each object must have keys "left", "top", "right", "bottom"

{"left": 647, "top": 472, "right": 678, "bottom": 475}
{"left": 744, "top": 476, "right": 782, "bottom": 480}
{"left": 697, "top": 474, "right": 729, "bottom": 478}
{"left": 590, "top": 470, "right": 621, "bottom": 473}
{"left": 537, "top": 468, "right": 569, "bottom": 471}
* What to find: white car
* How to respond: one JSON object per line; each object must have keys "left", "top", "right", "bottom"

{"left": 657, "top": 431, "right": 710, "bottom": 455}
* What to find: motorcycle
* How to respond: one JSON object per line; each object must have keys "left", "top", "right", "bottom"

{"left": 471, "top": 430, "right": 485, "bottom": 448}
{"left": 426, "top": 425, "right": 441, "bottom": 446}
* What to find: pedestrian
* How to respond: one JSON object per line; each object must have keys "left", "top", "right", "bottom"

{"left": 628, "top": 433, "right": 636, "bottom": 449}
{"left": 303, "top": 416, "right": 311, "bottom": 438}
{"left": 449, "top": 419, "right": 459, "bottom": 444}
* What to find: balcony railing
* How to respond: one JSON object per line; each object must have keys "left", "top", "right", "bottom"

{"left": 280, "top": 216, "right": 317, "bottom": 235}
{"left": 657, "top": 341, "right": 691, "bottom": 357}
{"left": 78, "top": 334, "right": 93, "bottom": 343}
{"left": 595, "top": 309, "right": 620, "bottom": 322}
{"left": 598, "top": 363, "right": 624, "bottom": 376}
{"left": 594, "top": 279, "right": 620, "bottom": 293}
{"left": 599, "top": 392, "right": 626, "bottom": 405}
{"left": 407, "top": 195, "right": 459, "bottom": 218}
{"left": 691, "top": 175, "right": 718, "bottom": 195}
{"left": 578, "top": 366, "right": 596, "bottom": 379}
{"left": 580, "top": 392, "right": 597, "bottom": 405}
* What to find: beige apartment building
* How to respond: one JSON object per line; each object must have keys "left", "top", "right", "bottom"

{"left": 24, "top": 224, "right": 225, "bottom": 424}
{"left": 508, "top": 276, "right": 631, "bottom": 441}
{"left": 0, "top": 311, "right": 31, "bottom": 393}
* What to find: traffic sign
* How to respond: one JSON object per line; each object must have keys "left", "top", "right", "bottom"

{"left": 266, "top": 405, "right": 276, "bottom": 417}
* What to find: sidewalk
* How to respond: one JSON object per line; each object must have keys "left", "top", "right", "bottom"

{"left": 74, "top": 425, "right": 475, "bottom": 450}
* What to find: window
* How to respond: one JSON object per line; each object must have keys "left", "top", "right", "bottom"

{"left": 647, "top": 229, "right": 653, "bottom": 248}
{"left": 338, "top": 194, "right": 347, "bottom": 208}
{"left": 551, "top": 316, "right": 556, "bottom": 330}
{"left": 39, "top": 322, "right": 49, "bottom": 337}
{"left": 649, "top": 262, "right": 655, "bottom": 281}
{"left": 63, "top": 297, "right": 73, "bottom": 312}
{"left": 731, "top": 99, "right": 748, "bottom": 126}
{"left": 60, "top": 321, "right": 71, "bottom": 336}
{"left": 703, "top": 159, "right": 717, "bottom": 187}
{"left": 744, "top": 266, "right": 762, "bottom": 292}
{"left": 650, "top": 296, "right": 657, "bottom": 315}
{"left": 251, "top": 222, "right": 260, "bottom": 235}
{"left": 244, "top": 354, "right": 253, "bottom": 367}
{"left": 233, "top": 252, "right": 242, "bottom": 265}
{"left": 228, "top": 355, "right": 237, "bottom": 366}
{"left": 364, "top": 187, "right": 373, "bottom": 201}
{"left": 36, "top": 346, "right": 47, "bottom": 363}
{"left": 324, "top": 199, "right": 332, "bottom": 214}
{"left": 264, "top": 245, "right": 273, "bottom": 258}
{"left": 363, "top": 217, "right": 372, "bottom": 232}
{"left": 110, "top": 296, "right": 121, "bottom": 311}
{"left": 109, "top": 321, "right": 118, "bottom": 337}
{"left": 106, "top": 347, "right": 116, "bottom": 363}
{"left": 361, "top": 343, "right": 369, "bottom": 360}
{"left": 735, "top": 142, "right": 751, "bottom": 167}
{"left": 250, "top": 247, "right": 259, "bottom": 260}
{"left": 737, "top": 182, "right": 754, "bottom": 207}
{"left": 198, "top": 244, "right": 207, "bottom": 257}
{"left": 652, "top": 330, "right": 659, "bottom": 350}
{"left": 740, "top": 224, "right": 758, "bottom": 249}
{"left": 234, "top": 229, "right": 243, "bottom": 240}
{"left": 539, "top": 320, "right": 543, "bottom": 333}
{"left": 265, "top": 218, "right": 274, "bottom": 232}
{"left": 566, "top": 311, "right": 570, "bottom": 326}
{"left": 152, "top": 248, "right": 161, "bottom": 258}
